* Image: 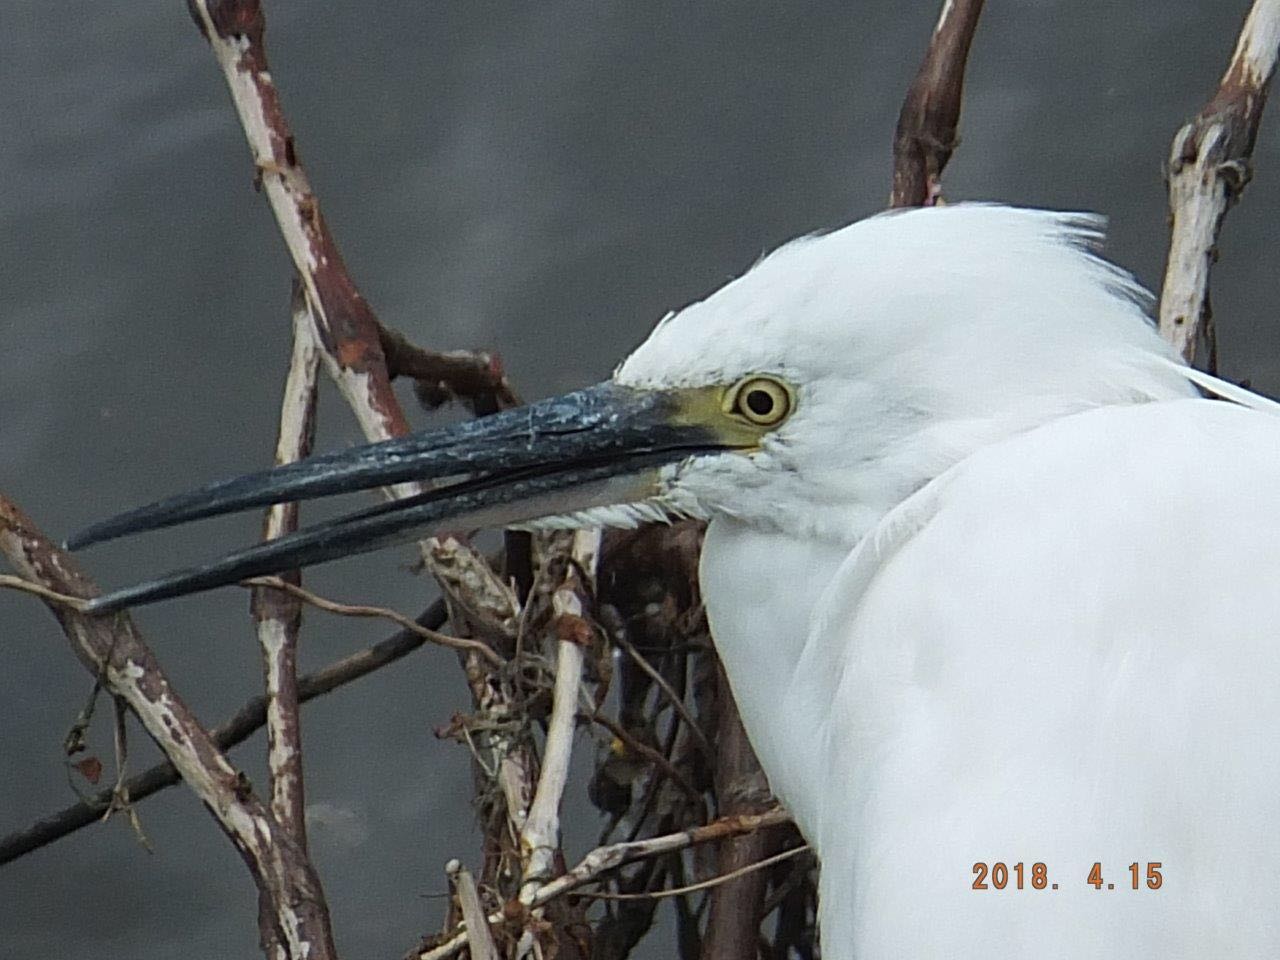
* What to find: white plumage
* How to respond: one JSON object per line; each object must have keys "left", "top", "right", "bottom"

{"left": 617, "top": 205, "right": 1280, "bottom": 957}
{"left": 79, "top": 203, "right": 1280, "bottom": 958}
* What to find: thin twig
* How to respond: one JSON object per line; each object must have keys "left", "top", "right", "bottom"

{"left": 0, "top": 495, "right": 337, "bottom": 959}
{"left": 579, "top": 844, "right": 809, "bottom": 901}
{"left": 0, "top": 598, "right": 447, "bottom": 865}
{"left": 0, "top": 571, "right": 500, "bottom": 669}
{"left": 378, "top": 325, "right": 519, "bottom": 414}
{"left": 612, "top": 631, "right": 712, "bottom": 760}
{"left": 108, "top": 694, "right": 153, "bottom": 851}
{"left": 590, "top": 712, "right": 702, "bottom": 805}
{"left": 890, "top": 0, "right": 986, "bottom": 207}
{"left": 245, "top": 577, "right": 503, "bottom": 668}
{"left": 416, "top": 809, "right": 791, "bottom": 960}
{"left": 1158, "top": 0, "right": 1280, "bottom": 364}
{"left": 0, "top": 575, "right": 91, "bottom": 609}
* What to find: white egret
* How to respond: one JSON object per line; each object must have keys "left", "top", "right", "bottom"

{"left": 72, "top": 204, "right": 1280, "bottom": 957}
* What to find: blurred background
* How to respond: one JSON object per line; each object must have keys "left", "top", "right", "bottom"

{"left": 2, "top": 2, "right": 1278, "bottom": 957}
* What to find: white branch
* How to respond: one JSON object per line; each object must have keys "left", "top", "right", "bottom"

{"left": 446, "top": 860, "right": 498, "bottom": 960}
{"left": 517, "top": 530, "right": 599, "bottom": 905}
{"left": 1159, "top": 0, "right": 1280, "bottom": 361}
{"left": 263, "top": 299, "right": 323, "bottom": 538}
{"left": 418, "top": 807, "right": 791, "bottom": 960}
{"left": 256, "top": 293, "right": 321, "bottom": 841}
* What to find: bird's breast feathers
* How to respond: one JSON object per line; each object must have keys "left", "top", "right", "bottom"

{"left": 795, "top": 397, "right": 1280, "bottom": 956}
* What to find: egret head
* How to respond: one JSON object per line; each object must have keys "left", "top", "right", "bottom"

{"left": 72, "top": 204, "right": 1195, "bottom": 611}
{"left": 607, "top": 203, "right": 1195, "bottom": 542}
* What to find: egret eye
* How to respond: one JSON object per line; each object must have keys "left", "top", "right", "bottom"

{"left": 727, "top": 376, "right": 793, "bottom": 427}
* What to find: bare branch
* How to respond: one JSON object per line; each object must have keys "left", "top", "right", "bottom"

{"left": 185, "top": 0, "right": 518, "bottom": 639}
{"left": 0, "top": 496, "right": 337, "bottom": 959}
{"left": 0, "top": 598, "right": 447, "bottom": 866}
{"left": 1159, "top": 0, "right": 1280, "bottom": 364}
{"left": 612, "top": 631, "right": 712, "bottom": 761}
{"left": 252, "top": 287, "right": 321, "bottom": 851}
{"left": 590, "top": 712, "right": 702, "bottom": 804}
{"left": 0, "top": 575, "right": 91, "bottom": 608}
{"left": 519, "top": 530, "right": 599, "bottom": 909}
{"left": 418, "top": 809, "right": 792, "bottom": 960}
{"left": 446, "top": 860, "right": 499, "bottom": 960}
{"left": 515, "top": 662, "right": 581, "bottom": 860}
{"left": 378, "top": 325, "right": 519, "bottom": 415}
{"left": 581, "top": 844, "right": 808, "bottom": 901}
{"left": 245, "top": 576, "right": 503, "bottom": 667}
{"left": 185, "top": 0, "right": 408, "bottom": 439}
{"left": 890, "top": 0, "right": 986, "bottom": 208}
{"left": 425, "top": 537, "right": 520, "bottom": 643}
{"left": 701, "top": 664, "right": 779, "bottom": 960}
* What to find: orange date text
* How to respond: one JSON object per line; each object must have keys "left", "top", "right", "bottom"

{"left": 971, "top": 862, "right": 1162, "bottom": 891}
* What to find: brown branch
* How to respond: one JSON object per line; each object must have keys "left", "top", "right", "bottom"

{"left": 0, "top": 575, "right": 90, "bottom": 608}
{"left": 245, "top": 576, "right": 503, "bottom": 668}
{"left": 590, "top": 712, "right": 702, "bottom": 805}
{"left": 185, "top": 0, "right": 519, "bottom": 640}
{"left": 186, "top": 0, "right": 405, "bottom": 437}
{"left": 0, "top": 598, "right": 446, "bottom": 866}
{"left": 701, "top": 663, "right": 780, "bottom": 960}
{"left": 1159, "top": 0, "right": 1280, "bottom": 364}
{"left": 378, "top": 324, "right": 519, "bottom": 414}
{"left": 612, "top": 631, "right": 712, "bottom": 761}
{"left": 0, "top": 495, "right": 337, "bottom": 959}
{"left": 580, "top": 844, "right": 808, "bottom": 901}
{"left": 889, "top": 0, "right": 986, "bottom": 208}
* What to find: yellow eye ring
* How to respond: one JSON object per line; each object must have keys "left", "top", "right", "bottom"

{"left": 725, "top": 375, "right": 794, "bottom": 427}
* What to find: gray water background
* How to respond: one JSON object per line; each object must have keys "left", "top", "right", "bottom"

{"left": 3, "top": 2, "right": 1279, "bottom": 957}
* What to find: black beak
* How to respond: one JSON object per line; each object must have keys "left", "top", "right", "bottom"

{"left": 70, "top": 383, "right": 722, "bottom": 613}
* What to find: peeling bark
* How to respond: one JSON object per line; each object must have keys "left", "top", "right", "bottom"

{"left": 185, "top": 0, "right": 519, "bottom": 630}
{"left": 252, "top": 287, "right": 321, "bottom": 846}
{"left": 1159, "top": 0, "right": 1280, "bottom": 364}
{"left": 0, "top": 599, "right": 447, "bottom": 865}
{"left": 0, "top": 497, "right": 337, "bottom": 960}
{"left": 250, "top": 287, "right": 324, "bottom": 959}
